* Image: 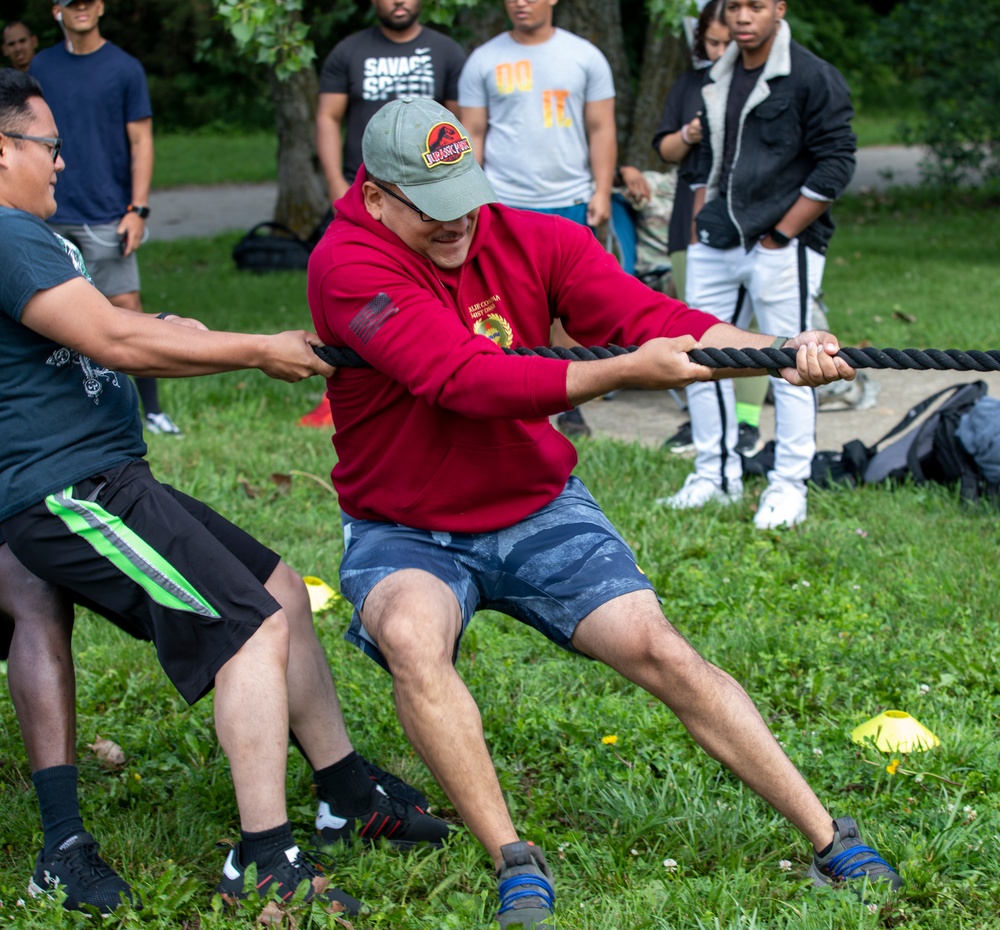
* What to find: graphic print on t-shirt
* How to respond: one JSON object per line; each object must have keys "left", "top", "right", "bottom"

{"left": 45, "top": 233, "right": 122, "bottom": 404}
{"left": 493, "top": 60, "right": 572, "bottom": 127}
{"left": 363, "top": 51, "right": 437, "bottom": 100}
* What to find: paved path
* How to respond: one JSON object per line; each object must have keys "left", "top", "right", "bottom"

{"left": 148, "top": 144, "right": 989, "bottom": 453}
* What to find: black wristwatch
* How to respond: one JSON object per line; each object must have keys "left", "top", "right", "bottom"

{"left": 126, "top": 204, "right": 151, "bottom": 219}
{"left": 769, "top": 227, "right": 791, "bottom": 247}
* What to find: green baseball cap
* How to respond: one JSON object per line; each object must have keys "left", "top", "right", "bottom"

{"left": 362, "top": 97, "right": 497, "bottom": 222}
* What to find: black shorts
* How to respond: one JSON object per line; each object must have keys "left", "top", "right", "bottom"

{"left": 1, "top": 460, "right": 282, "bottom": 703}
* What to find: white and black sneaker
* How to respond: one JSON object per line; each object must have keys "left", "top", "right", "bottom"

{"left": 144, "top": 411, "right": 184, "bottom": 436}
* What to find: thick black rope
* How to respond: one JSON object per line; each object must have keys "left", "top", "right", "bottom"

{"left": 314, "top": 343, "right": 1000, "bottom": 372}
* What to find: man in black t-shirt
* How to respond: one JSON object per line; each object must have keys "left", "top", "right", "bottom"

{"left": 315, "top": 0, "right": 466, "bottom": 208}
{"left": 303, "top": 0, "right": 467, "bottom": 428}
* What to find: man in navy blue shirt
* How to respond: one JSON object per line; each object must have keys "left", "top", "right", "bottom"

{"left": 31, "top": 0, "right": 180, "bottom": 435}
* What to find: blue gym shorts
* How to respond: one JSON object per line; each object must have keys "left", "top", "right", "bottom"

{"left": 339, "top": 476, "right": 654, "bottom": 672}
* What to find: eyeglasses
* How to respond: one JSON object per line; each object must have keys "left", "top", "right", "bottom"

{"left": 1, "top": 132, "right": 62, "bottom": 163}
{"left": 372, "top": 180, "right": 436, "bottom": 223}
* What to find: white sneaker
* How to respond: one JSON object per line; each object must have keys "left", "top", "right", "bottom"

{"left": 656, "top": 473, "right": 743, "bottom": 510}
{"left": 753, "top": 480, "right": 808, "bottom": 529}
{"left": 144, "top": 411, "right": 184, "bottom": 437}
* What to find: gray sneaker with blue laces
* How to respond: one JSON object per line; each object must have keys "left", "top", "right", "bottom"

{"left": 807, "top": 816, "right": 903, "bottom": 895}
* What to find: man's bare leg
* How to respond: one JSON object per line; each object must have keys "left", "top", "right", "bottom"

{"left": 213, "top": 610, "right": 291, "bottom": 831}
{"left": 262, "top": 560, "right": 352, "bottom": 769}
{"left": 361, "top": 569, "right": 517, "bottom": 866}
{"left": 570, "top": 588, "right": 835, "bottom": 850}
{"left": 2, "top": 543, "right": 76, "bottom": 772}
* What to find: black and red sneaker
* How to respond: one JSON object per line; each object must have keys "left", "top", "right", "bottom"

{"left": 316, "top": 784, "right": 450, "bottom": 849}
{"left": 216, "top": 843, "right": 361, "bottom": 913}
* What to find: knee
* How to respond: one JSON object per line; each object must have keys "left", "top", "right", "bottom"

{"left": 264, "top": 560, "right": 312, "bottom": 627}
{"left": 253, "top": 609, "right": 291, "bottom": 665}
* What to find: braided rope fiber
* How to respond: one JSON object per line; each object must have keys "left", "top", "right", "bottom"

{"left": 314, "top": 344, "right": 1000, "bottom": 372}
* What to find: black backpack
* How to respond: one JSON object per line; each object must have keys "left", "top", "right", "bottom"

{"left": 742, "top": 380, "right": 989, "bottom": 500}
{"left": 861, "top": 380, "right": 988, "bottom": 501}
{"left": 231, "top": 211, "right": 334, "bottom": 273}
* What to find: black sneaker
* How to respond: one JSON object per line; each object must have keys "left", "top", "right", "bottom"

{"left": 663, "top": 420, "right": 694, "bottom": 455}
{"left": 217, "top": 843, "right": 361, "bottom": 913}
{"left": 364, "top": 758, "right": 428, "bottom": 809}
{"left": 807, "top": 816, "right": 903, "bottom": 895}
{"left": 316, "top": 783, "right": 450, "bottom": 849}
{"left": 496, "top": 841, "right": 555, "bottom": 929}
{"left": 736, "top": 422, "right": 764, "bottom": 456}
{"left": 27, "top": 831, "right": 138, "bottom": 914}
{"left": 556, "top": 408, "right": 591, "bottom": 439}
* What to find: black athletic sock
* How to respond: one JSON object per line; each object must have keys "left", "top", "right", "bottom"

{"left": 134, "top": 377, "right": 161, "bottom": 416}
{"left": 313, "top": 751, "right": 374, "bottom": 815}
{"left": 815, "top": 821, "right": 838, "bottom": 858}
{"left": 32, "top": 765, "right": 85, "bottom": 856}
{"left": 239, "top": 821, "right": 295, "bottom": 868}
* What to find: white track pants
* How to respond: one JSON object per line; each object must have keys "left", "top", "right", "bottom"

{"left": 685, "top": 239, "right": 826, "bottom": 489}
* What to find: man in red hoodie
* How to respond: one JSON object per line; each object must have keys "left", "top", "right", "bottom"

{"left": 308, "top": 97, "right": 901, "bottom": 929}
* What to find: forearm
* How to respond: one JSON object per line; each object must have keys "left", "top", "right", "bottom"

{"left": 772, "top": 194, "right": 831, "bottom": 238}
{"left": 22, "top": 278, "right": 329, "bottom": 382}
{"left": 657, "top": 129, "right": 692, "bottom": 164}
{"left": 128, "top": 120, "right": 153, "bottom": 207}
{"left": 316, "top": 130, "right": 346, "bottom": 195}
{"left": 588, "top": 124, "right": 617, "bottom": 199}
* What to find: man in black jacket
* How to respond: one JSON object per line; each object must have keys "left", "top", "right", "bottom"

{"left": 658, "top": 0, "right": 855, "bottom": 530}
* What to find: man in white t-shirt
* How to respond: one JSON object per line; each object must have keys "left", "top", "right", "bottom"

{"left": 458, "top": 0, "right": 615, "bottom": 227}
{"left": 458, "top": 0, "right": 617, "bottom": 437}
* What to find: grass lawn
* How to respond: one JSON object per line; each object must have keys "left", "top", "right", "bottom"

{"left": 1, "top": 191, "right": 999, "bottom": 927}
{"left": 154, "top": 131, "right": 278, "bottom": 189}
{"left": 152, "top": 107, "right": 911, "bottom": 190}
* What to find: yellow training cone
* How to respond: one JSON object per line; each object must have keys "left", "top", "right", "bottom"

{"left": 302, "top": 576, "right": 339, "bottom": 614}
{"left": 851, "top": 710, "right": 940, "bottom": 753}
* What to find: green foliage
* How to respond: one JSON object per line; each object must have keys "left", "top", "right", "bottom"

{"left": 213, "top": 0, "right": 315, "bottom": 80}
{"left": 878, "top": 0, "right": 1000, "bottom": 187}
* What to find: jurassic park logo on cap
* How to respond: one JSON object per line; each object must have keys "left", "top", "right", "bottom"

{"left": 422, "top": 122, "right": 473, "bottom": 170}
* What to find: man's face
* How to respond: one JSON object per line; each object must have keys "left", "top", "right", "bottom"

{"left": 724, "top": 0, "right": 785, "bottom": 55}
{"left": 0, "top": 97, "right": 64, "bottom": 219}
{"left": 372, "top": 0, "right": 421, "bottom": 33}
{"left": 505, "top": 0, "right": 557, "bottom": 35}
{"left": 364, "top": 181, "right": 479, "bottom": 271}
{"left": 53, "top": 0, "right": 104, "bottom": 35}
{"left": 2, "top": 23, "right": 38, "bottom": 71}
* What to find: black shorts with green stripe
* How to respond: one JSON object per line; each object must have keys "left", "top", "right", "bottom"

{"left": 1, "top": 460, "right": 281, "bottom": 704}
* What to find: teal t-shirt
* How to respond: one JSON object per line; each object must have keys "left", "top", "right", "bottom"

{"left": 0, "top": 207, "right": 145, "bottom": 522}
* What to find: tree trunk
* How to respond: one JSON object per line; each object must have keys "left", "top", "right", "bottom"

{"left": 624, "top": 29, "right": 690, "bottom": 170}
{"left": 268, "top": 65, "right": 327, "bottom": 238}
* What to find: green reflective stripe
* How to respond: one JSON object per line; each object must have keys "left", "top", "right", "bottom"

{"left": 45, "top": 487, "right": 221, "bottom": 618}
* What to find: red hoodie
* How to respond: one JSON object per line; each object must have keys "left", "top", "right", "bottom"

{"left": 308, "top": 168, "right": 719, "bottom": 533}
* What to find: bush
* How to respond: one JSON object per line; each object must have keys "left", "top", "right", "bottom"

{"left": 879, "top": 0, "right": 1000, "bottom": 186}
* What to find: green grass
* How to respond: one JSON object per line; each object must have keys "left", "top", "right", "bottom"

{"left": 151, "top": 109, "right": 913, "bottom": 190}
{"left": 852, "top": 106, "right": 916, "bottom": 149}
{"left": 154, "top": 131, "right": 278, "bottom": 189}
{"left": 2, "top": 192, "right": 1000, "bottom": 927}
